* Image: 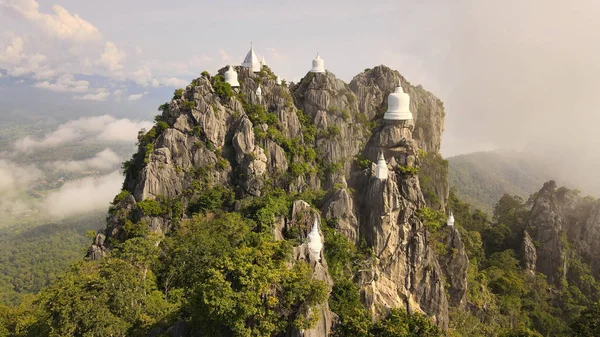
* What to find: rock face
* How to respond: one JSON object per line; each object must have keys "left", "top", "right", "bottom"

{"left": 350, "top": 66, "right": 449, "bottom": 210}
{"left": 292, "top": 71, "right": 367, "bottom": 184}
{"left": 438, "top": 227, "right": 469, "bottom": 307}
{"left": 522, "top": 230, "right": 537, "bottom": 275}
{"left": 349, "top": 65, "right": 445, "bottom": 154}
{"left": 91, "top": 64, "right": 458, "bottom": 333}
{"left": 354, "top": 122, "right": 450, "bottom": 329}
{"left": 282, "top": 201, "right": 337, "bottom": 337}
{"left": 527, "top": 181, "right": 569, "bottom": 284}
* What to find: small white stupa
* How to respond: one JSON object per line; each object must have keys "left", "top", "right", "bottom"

{"left": 383, "top": 86, "right": 413, "bottom": 121}
{"left": 255, "top": 85, "right": 262, "bottom": 99}
{"left": 310, "top": 53, "right": 325, "bottom": 73}
{"left": 242, "top": 43, "right": 260, "bottom": 72}
{"left": 375, "top": 152, "right": 389, "bottom": 180}
{"left": 260, "top": 56, "right": 267, "bottom": 68}
{"left": 307, "top": 218, "right": 323, "bottom": 261}
{"left": 224, "top": 66, "right": 240, "bottom": 87}
{"left": 276, "top": 76, "right": 282, "bottom": 85}
{"left": 447, "top": 212, "right": 455, "bottom": 227}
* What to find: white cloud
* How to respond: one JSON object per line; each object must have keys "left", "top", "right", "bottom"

{"left": 158, "top": 77, "right": 188, "bottom": 88}
{"left": 0, "top": 159, "right": 42, "bottom": 217}
{"left": 47, "top": 148, "right": 121, "bottom": 173}
{"left": 99, "top": 41, "right": 126, "bottom": 72}
{"left": 42, "top": 170, "right": 122, "bottom": 218}
{"left": 14, "top": 115, "right": 153, "bottom": 152}
{"left": 129, "top": 65, "right": 153, "bottom": 86}
{"left": 72, "top": 88, "right": 110, "bottom": 101}
{"left": 34, "top": 73, "right": 89, "bottom": 93}
{"left": 127, "top": 92, "right": 146, "bottom": 101}
{"left": 0, "top": 33, "right": 24, "bottom": 65}
{"left": 0, "top": 159, "right": 41, "bottom": 194}
{"left": 1, "top": 0, "right": 102, "bottom": 42}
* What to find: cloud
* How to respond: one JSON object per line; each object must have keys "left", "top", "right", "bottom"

{"left": 47, "top": 148, "right": 121, "bottom": 173}
{"left": 99, "top": 41, "right": 126, "bottom": 72}
{"left": 0, "top": 33, "right": 24, "bottom": 65}
{"left": 42, "top": 170, "right": 122, "bottom": 218}
{"left": 0, "top": 159, "right": 42, "bottom": 217}
{"left": 127, "top": 92, "right": 146, "bottom": 101}
{"left": 72, "top": 88, "right": 110, "bottom": 101}
{"left": 0, "top": 159, "right": 41, "bottom": 194}
{"left": 158, "top": 77, "right": 188, "bottom": 88}
{"left": 1, "top": 0, "right": 102, "bottom": 42}
{"left": 34, "top": 73, "right": 89, "bottom": 93}
{"left": 128, "top": 65, "right": 153, "bottom": 86}
{"left": 14, "top": 115, "right": 153, "bottom": 152}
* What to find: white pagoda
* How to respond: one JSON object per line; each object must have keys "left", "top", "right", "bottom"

{"left": 242, "top": 44, "right": 260, "bottom": 72}
{"left": 375, "top": 152, "right": 389, "bottom": 180}
{"left": 310, "top": 53, "right": 325, "bottom": 73}
{"left": 260, "top": 56, "right": 267, "bottom": 68}
{"left": 307, "top": 218, "right": 323, "bottom": 261}
{"left": 255, "top": 85, "right": 262, "bottom": 99}
{"left": 224, "top": 66, "right": 240, "bottom": 87}
{"left": 447, "top": 212, "right": 455, "bottom": 227}
{"left": 383, "top": 86, "right": 413, "bottom": 121}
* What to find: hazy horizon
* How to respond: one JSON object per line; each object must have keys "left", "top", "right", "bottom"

{"left": 2, "top": 0, "right": 600, "bottom": 220}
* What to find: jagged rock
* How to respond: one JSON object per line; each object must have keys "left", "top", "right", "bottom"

{"left": 349, "top": 65, "right": 445, "bottom": 154}
{"left": 233, "top": 116, "right": 268, "bottom": 196}
{"left": 293, "top": 71, "right": 367, "bottom": 182}
{"left": 87, "top": 230, "right": 108, "bottom": 260}
{"left": 284, "top": 200, "right": 337, "bottom": 337}
{"left": 264, "top": 139, "right": 288, "bottom": 173}
{"left": 528, "top": 181, "right": 568, "bottom": 285}
{"left": 438, "top": 227, "right": 469, "bottom": 307}
{"left": 577, "top": 200, "right": 600, "bottom": 274}
{"left": 321, "top": 185, "right": 359, "bottom": 242}
{"left": 522, "top": 230, "right": 537, "bottom": 275}
{"left": 351, "top": 66, "right": 449, "bottom": 210}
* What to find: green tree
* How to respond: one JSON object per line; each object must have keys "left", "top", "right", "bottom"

{"left": 571, "top": 302, "right": 600, "bottom": 337}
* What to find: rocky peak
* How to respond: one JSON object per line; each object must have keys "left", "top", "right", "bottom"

{"left": 89, "top": 62, "right": 457, "bottom": 333}
{"left": 527, "top": 181, "right": 570, "bottom": 284}
{"left": 350, "top": 65, "right": 446, "bottom": 154}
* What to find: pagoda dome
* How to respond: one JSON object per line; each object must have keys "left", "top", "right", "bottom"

{"left": 307, "top": 218, "right": 323, "bottom": 261}
{"left": 242, "top": 44, "right": 260, "bottom": 72}
{"left": 310, "top": 53, "right": 325, "bottom": 73}
{"left": 255, "top": 85, "right": 262, "bottom": 97}
{"left": 383, "top": 86, "right": 413, "bottom": 121}
{"left": 375, "top": 152, "right": 389, "bottom": 180}
{"left": 260, "top": 56, "right": 267, "bottom": 68}
{"left": 447, "top": 212, "right": 455, "bottom": 227}
{"left": 224, "top": 66, "right": 240, "bottom": 87}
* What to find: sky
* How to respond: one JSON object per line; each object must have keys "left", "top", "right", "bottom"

{"left": 1, "top": 0, "right": 600, "bottom": 193}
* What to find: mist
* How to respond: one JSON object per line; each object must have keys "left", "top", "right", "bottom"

{"left": 419, "top": 1, "right": 600, "bottom": 195}
{"left": 0, "top": 115, "right": 149, "bottom": 225}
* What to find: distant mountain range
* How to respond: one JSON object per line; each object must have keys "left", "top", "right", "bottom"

{"left": 447, "top": 150, "right": 565, "bottom": 214}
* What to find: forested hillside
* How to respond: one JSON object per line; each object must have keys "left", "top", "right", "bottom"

{"left": 0, "top": 213, "right": 104, "bottom": 306}
{"left": 447, "top": 150, "right": 559, "bottom": 213}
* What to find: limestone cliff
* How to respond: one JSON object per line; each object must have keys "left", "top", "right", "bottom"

{"left": 89, "top": 64, "right": 460, "bottom": 334}
{"left": 523, "top": 180, "right": 600, "bottom": 285}
{"left": 350, "top": 66, "right": 449, "bottom": 209}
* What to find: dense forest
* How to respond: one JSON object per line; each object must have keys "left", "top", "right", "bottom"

{"left": 3, "top": 179, "right": 600, "bottom": 336}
